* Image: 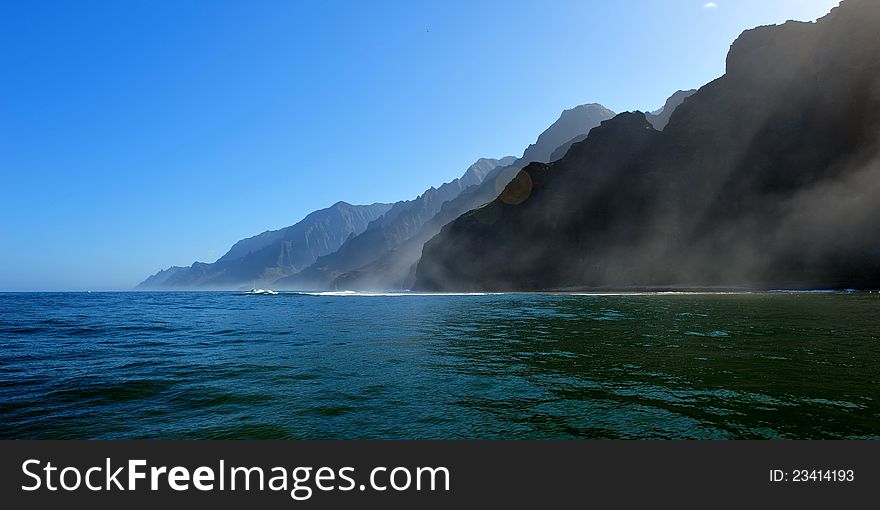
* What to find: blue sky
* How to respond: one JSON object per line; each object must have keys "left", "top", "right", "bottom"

{"left": 0, "top": 0, "right": 841, "bottom": 290}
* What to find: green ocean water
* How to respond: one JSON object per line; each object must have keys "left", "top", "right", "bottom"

{"left": 1, "top": 291, "right": 877, "bottom": 439}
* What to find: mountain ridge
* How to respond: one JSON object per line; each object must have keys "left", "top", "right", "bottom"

{"left": 272, "top": 156, "right": 515, "bottom": 289}
{"left": 414, "top": 0, "right": 880, "bottom": 291}
{"left": 137, "top": 201, "right": 392, "bottom": 289}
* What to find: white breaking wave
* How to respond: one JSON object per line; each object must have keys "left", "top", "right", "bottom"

{"left": 286, "top": 291, "right": 496, "bottom": 297}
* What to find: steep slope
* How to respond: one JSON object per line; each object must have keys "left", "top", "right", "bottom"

{"left": 327, "top": 104, "right": 618, "bottom": 290}
{"left": 415, "top": 0, "right": 880, "bottom": 291}
{"left": 137, "top": 201, "right": 392, "bottom": 289}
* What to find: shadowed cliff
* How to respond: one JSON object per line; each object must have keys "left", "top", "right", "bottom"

{"left": 415, "top": 0, "right": 880, "bottom": 291}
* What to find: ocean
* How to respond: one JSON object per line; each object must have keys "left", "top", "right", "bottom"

{"left": 1, "top": 291, "right": 877, "bottom": 439}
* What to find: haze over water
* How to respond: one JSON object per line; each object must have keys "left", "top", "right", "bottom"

{"left": 1, "top": 292, "right": 877, "bottom": 439}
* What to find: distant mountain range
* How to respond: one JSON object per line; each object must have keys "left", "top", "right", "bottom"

{"left": 137, "top": 202, "right": 391, "bottom": 289}
{"left": 414, "top": 0, "right": 880, "bottom": 291}
{"left": 137, "top": 157, "right": 514, "bottom": 290}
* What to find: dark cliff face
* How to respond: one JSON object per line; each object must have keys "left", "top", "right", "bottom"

{"left": 136, "top": 201, "right": 391, "bottom": 289}
{"left": 415, "top": 0, "right": 880, "bottom": 291}
{"left": 415, "top": 113, "right": 662, "bottom": 290}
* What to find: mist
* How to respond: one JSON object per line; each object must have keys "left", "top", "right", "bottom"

{"left": 414, "top": 1, "right": 880, "bottom": 292}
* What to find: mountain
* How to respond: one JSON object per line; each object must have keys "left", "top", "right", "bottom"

{"left": 415, "top": 0, "right": 880, "bottom": 292}
{"left": 545, "top": 91, "right": 693, "bottom": 163}
{"left": 646, "top": 89, "right": 697, "bottom": 130}
{"left": 519, "top": 104, "right": 616, "bottom": 163}
{"left": 321, "top": 104, "right": 618, "bottom": 290}
{"left": 137, "top": 201, "right": 392, "bottom": 289}
{"left": 273, "top": 157, "right": 515, "bottom": 289}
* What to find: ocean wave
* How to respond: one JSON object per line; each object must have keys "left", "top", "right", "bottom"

{"left": 275, "top": 290, "right": 496, "bottom": 297}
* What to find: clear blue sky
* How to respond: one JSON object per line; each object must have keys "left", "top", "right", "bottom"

{"left": 0, "top": 0, "right": 840, "bottom": 291}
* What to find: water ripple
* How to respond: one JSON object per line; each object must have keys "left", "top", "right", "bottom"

{"left": 0, "top": 291, "right": 878, "bottom": 439}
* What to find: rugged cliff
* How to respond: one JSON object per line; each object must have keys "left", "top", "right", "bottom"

{"left": 415, "top": 0, "right": 880, "bottom": 291}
